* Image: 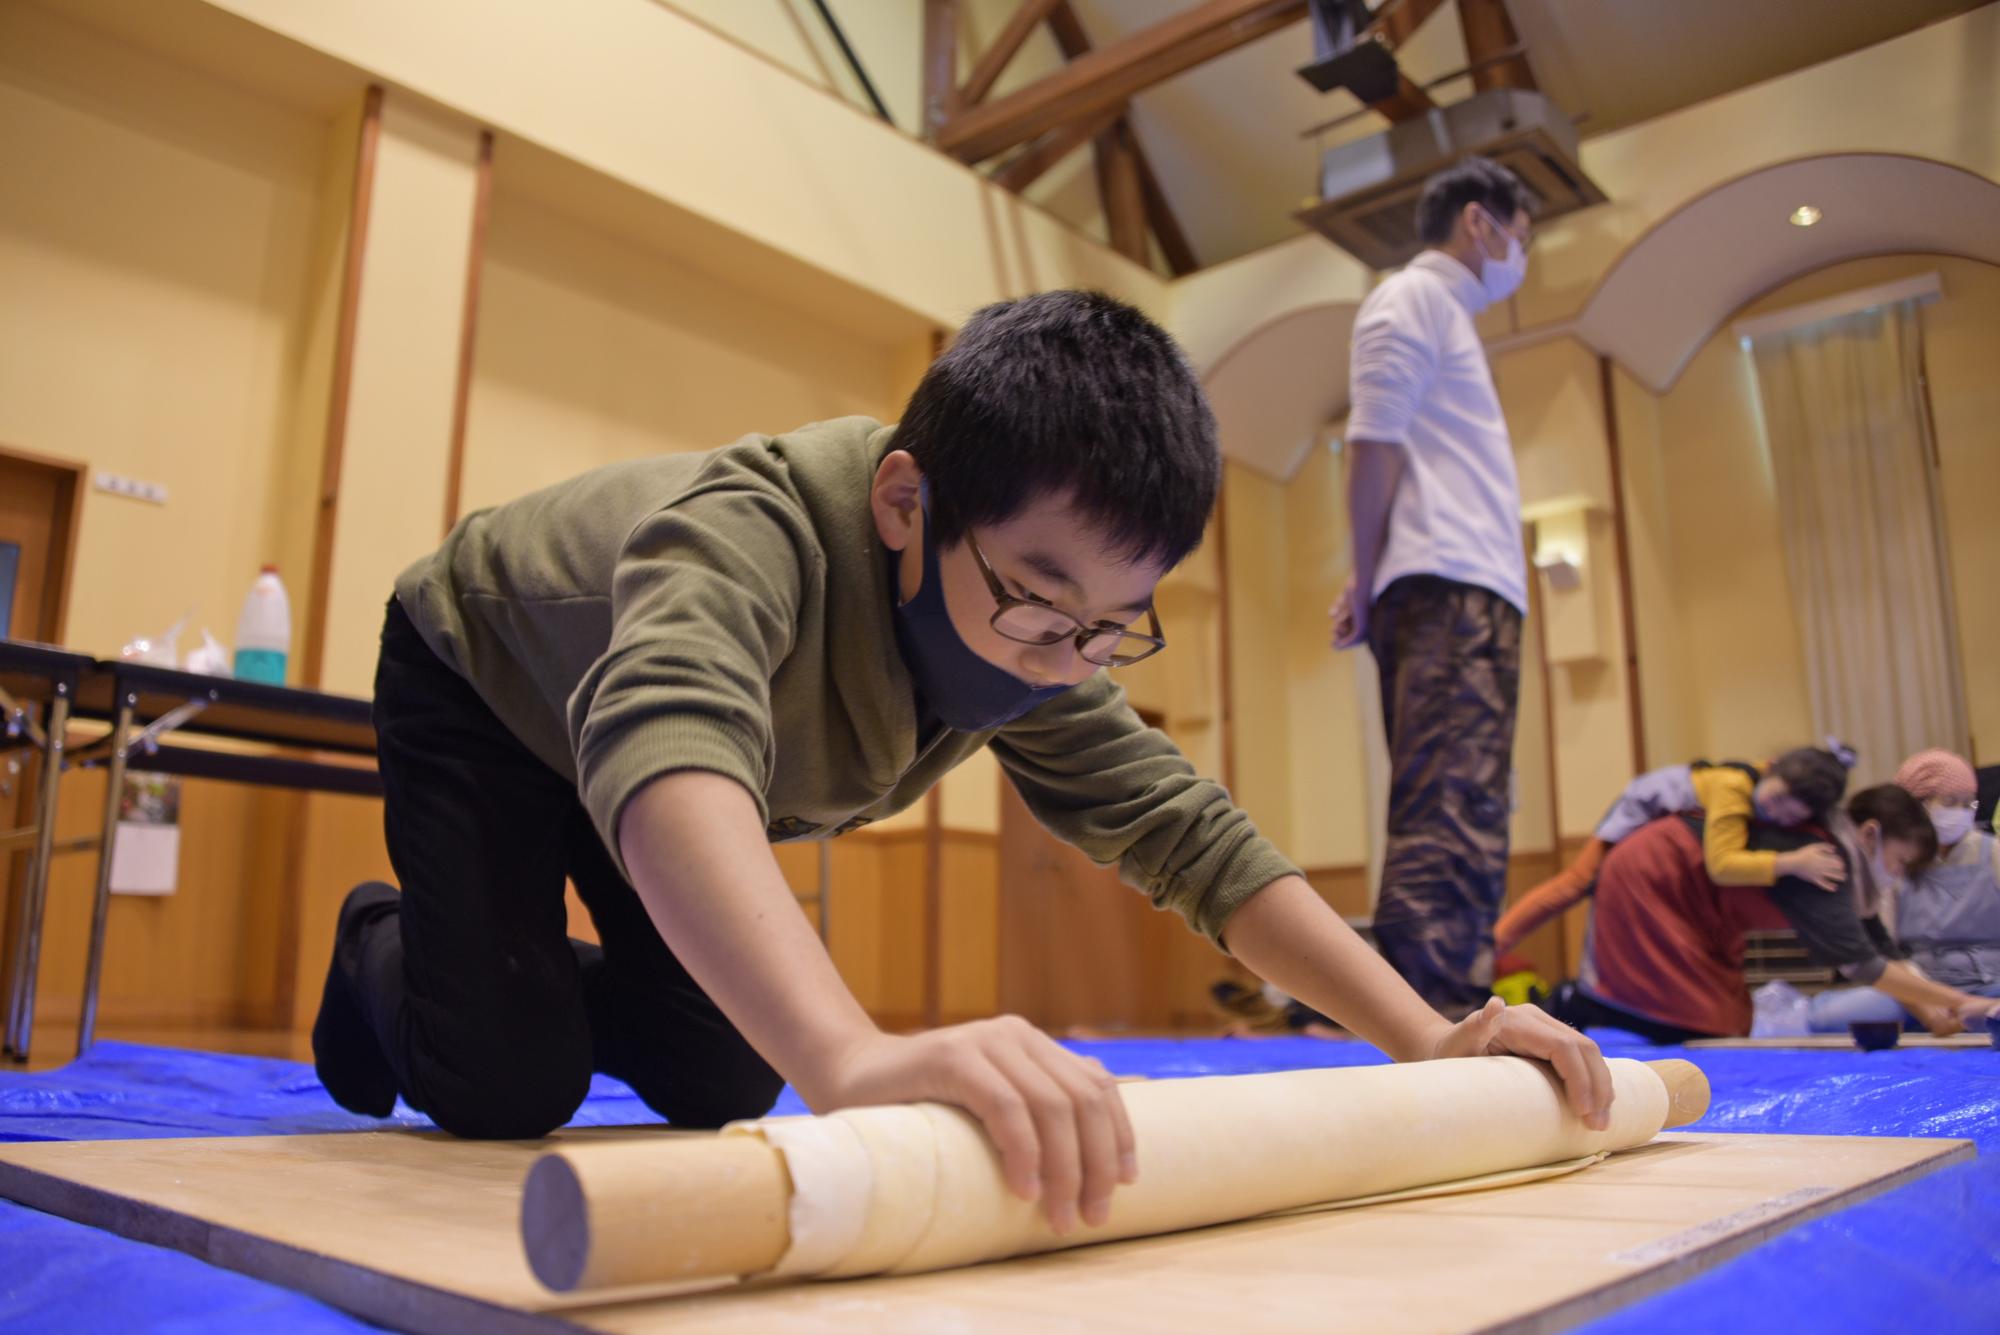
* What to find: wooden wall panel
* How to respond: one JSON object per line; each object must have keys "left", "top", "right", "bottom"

{"left": 27, "top": 768, "right": 300, "bottom": 1035}
{"left": 937, "top": 833, "right": 998, "bottom": 1023}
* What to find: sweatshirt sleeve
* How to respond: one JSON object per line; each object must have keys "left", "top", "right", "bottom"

{"left": 1693, "top": 765, "right": 1780, "bottom": 886}
{"left": 1345, "top": 277, "right": 1443, "bottom": 448}
{"left": 1764, "top": 874, "right": 1888, "bottom": 984}
{"left": 568, "top": 482, "right": 813, "bottom": 878}
{"left": 989, "top": 674, "right": 1300, "bottom": 946}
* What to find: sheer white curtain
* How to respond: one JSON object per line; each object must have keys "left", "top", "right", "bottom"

{"left": 1747, "top": 299, "right": 1969, "bottom": 787}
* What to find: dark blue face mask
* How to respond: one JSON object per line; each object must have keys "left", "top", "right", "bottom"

{"left": 892, "top": 496, "right": 1072, "bottom": 732}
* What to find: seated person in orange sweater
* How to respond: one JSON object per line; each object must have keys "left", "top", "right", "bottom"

{"left": 1542, "top": 784, "right": 2000, "bottom": 1042}
{"left": 1494, "top": 747, "right": 1852, "bottom": 958}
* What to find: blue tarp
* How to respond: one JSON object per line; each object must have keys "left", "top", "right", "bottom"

{"left": 3, "top": 1034, "right": 1996, "bottom": 1332}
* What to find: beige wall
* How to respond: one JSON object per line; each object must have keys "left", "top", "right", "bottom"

{"left": 1220, "top": 462, "right": 1295, "bottom": 858}
{"left": 316, "top": 93, "right": 484, "bottom": 694}
{"left": 0, "top": 1, "right": 338, "bottom": 656}
{"left": 463, "top": 189, "right": 908, "bottom": 512}
{"left": 193, "top": 0, "right": 1166, "bottom": 330}
{"left": 1280, "top": 441, "right": 1371, "bottom": 870}
{"left": 1170, "top": 6, "right": 2000, "bottom": 378}
{"left": 0, "top": 3, "right": 354, "bottom": 1040}
{"left": 1521, "top": 4, "right": 2000, "bottom": 332}
{"left": 1648, "top": 253, "right": 2000, "bottom": 768}
{"left": 1488, "top": 340, "right": 1640, "bottom": 836}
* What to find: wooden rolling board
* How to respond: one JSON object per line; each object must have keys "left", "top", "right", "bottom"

{"left": 1687, "top": 1033, "right": 1995, "bottom": 1050}
{"left": 0, "top": 1129, "right": 1971, "bottom": 1335}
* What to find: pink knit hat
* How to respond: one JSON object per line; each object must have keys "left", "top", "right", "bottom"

{"left": 1894, "top": 749, "right": 1977, "bottom": 802}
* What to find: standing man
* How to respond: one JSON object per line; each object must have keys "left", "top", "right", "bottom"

{"left": 1331, "top": 157, "right": 1532, "bottom": 1017}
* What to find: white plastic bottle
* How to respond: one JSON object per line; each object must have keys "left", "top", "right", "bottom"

{"left": 233, "top": 565, "right": 291, "bottom": 685}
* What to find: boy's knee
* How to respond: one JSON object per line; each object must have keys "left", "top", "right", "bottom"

{"left": 423, "top": 1056, "right": 591, "bottom": 1140}
{"left": 404, "top": 1013, "right": 592, "bottom": 1140}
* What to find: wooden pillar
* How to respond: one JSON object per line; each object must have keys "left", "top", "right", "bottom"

{"left": 1598, "top": 355, "right": 1647, "bottom": 773}
{"left": 922, "top": 0, "right": 960, "bottom": 140}
{"left": 441, "top": 131, "right": 495, "bottom": 539}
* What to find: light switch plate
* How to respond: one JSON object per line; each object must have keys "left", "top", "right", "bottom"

{"left": 93, "top": 471, "right": 169, "bottom": 505}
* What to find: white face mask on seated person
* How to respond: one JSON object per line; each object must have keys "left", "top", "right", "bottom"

{"left": 1927, "top": 801, "right": 1976, "bottom": 850}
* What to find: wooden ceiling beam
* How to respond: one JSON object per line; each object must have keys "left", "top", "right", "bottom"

{"left": 1455, "top": 0, "right": 1536, "bottom": 92}
{"left": 1051, "top": 1, "right": 1200, "bottom": 274}
{"left": 991, "top": 102, "right": 1125, "bottom": 193}
{"left": 937, "top": 0, "right": 1309, "bottom": 164}
{"left": 1095, "top": 119, "right": 1150, "bottom": 265}
{"left": 958, "top": 0, "right": 1065, "bottom": 109}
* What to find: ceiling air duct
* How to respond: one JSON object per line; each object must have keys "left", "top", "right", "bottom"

{"left": 1297, "top": 88, "right": 1606, "bottom": 270}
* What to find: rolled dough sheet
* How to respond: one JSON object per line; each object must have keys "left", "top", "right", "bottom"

{"left": 726, "top": 1055, "right": 1668, "bottom": 1278}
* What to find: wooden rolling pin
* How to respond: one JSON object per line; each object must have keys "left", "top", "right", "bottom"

{"left": 522, "top": 1057, "right": 1709, "bottom": 1294}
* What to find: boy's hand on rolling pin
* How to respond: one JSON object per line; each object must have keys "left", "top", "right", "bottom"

{"left": 804, "top": 1017, "right": 1136, "bottom": 1235}
{"left": 1431, "top": 997, "right": 1615, "bottom": 1132}
{"left": 1775, "top": 843, "right": 1845, "bottom": 891}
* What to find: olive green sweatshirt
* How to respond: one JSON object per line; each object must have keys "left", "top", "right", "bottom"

{"left": 394, "top": 416, "right": 1298, "bottom": 942}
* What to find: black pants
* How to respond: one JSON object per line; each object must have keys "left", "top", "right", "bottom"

{"left": 1544, "top": 981, "right": 1710, "bottom": 1047}
{"left": 330, "top": 598, "right": 782, "bottom": 1138}
{"left": 1367, "top": 575, "right": 1523, "bottom": 1018}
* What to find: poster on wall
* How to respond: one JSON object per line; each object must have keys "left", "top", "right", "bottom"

{"left": 109, "top": 773, "right": 181, "bottom": 896}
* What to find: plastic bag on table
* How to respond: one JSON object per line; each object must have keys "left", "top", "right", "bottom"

{"left": 1750, "top": 979, "right": 1812, "bottom": 1037}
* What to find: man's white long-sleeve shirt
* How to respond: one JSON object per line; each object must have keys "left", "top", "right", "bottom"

{"left": 1345, "top": 249, "right": 1527, "bottom": 614}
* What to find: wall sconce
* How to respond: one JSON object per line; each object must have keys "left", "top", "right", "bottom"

{"left": 1533, "top": 544, "right": 1583, "bottom": 591}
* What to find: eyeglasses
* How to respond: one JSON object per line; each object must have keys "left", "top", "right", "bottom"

{"left": 962, "top": 529, "right": 1166, "bottom": 668}
{"left": 1477, "top": 204, "right": 1533, "bottom": 251}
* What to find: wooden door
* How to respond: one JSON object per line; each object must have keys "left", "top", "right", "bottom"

{"left": 0, "top": 447, "right": 82, "bottom": 644}
{"left": 997, "top": 707, "right": 1199, "bottom": 1033}
{"left": 0, "top": 446, "right": 85, "bottom": 1011}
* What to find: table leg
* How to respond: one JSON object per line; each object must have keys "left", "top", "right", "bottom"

{"left": 77, "top": 693, "right": 133, "bottom": 1058}
{"left": 6, "top": 690, "right": 71, "bottom": 1061}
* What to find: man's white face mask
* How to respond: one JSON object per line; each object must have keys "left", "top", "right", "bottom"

{"left": 1475, "top": 206, "right": 1528, "bottom": 304}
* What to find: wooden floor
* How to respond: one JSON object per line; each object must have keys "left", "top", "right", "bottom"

{"left": 10, "top": 1024, "right": 311, "bottom": 1072}
{"left": 13, "top": 1024, "right": 1261, "bottom": 1073}
{"left": 0, "top": 1126, "right": 1972, "bottom": 1334}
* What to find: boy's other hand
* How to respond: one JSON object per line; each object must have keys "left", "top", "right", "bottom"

{"left": 803, "top": 1016, "right": 1137, "bottom": 1234}
{"left": 1430, "top": 997, "right": 1614, "bottom": 1131}
{"left": 1776, "top": 842, "right": 1844, "bottom": 891}
{"left": 1330, "top": 577, "right": 1367, "bottom": 650}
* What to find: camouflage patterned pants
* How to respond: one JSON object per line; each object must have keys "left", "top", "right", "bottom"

{"left": 1367, "top": 575, "right": 1523, "bottom": 1018}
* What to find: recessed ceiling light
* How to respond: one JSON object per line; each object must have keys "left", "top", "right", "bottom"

{"left": 1789, "top": 205, "right": 1823, "bottom": 227}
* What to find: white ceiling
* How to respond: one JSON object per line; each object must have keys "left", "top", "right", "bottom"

{"left": 1203, "top": 301, "right": 1358, "bottom": 479}
{"left": 1579, "top": 153, "right": 2000, "bottom": 392}
{"left": 1051, "top": 0, "right": 1989, "bottom": 270}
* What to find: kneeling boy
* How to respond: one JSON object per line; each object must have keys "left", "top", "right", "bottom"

{"left": 314, "top": 291, "right": 1610, "bottom": 1234}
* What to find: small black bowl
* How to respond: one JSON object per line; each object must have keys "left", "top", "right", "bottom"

{"left": 1850, "top": 1021, "right": 1902, "bottom": 1051}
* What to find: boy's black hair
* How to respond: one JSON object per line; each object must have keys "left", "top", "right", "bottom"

{"left": 1415, "top": 156, "right": 1531, "bottom": 246}
{"left": 896, "top": 290, "right": 1220, "bottom": 569}
{"left": 1847, "top": 784, "right": 1939, "bottom": 872}
{"left": 1769, "top": 746, "right": 1852, "bottom": 820}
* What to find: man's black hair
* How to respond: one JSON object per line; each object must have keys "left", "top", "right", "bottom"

{"left": 1770, "top": 746, "right": 1853, "bottom": 821}
{"left": 895, "top": 290, "right": 1219, "bottom": 568}
{"left": 1415, "top": 156, "right": 1531, "bottom": 247}
{"left": 1847, "top": 784, "right": 1939, "bottom": 873}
